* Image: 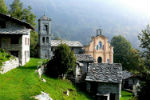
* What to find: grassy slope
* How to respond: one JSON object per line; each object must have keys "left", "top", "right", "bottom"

{"left": 0, "top": 58, "right": 91, "bottom": 100}
{"left": 121, "top": 91, "right": 133, "bottom": 100}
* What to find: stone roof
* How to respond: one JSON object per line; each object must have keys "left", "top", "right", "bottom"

{"left": 39, "top": 15, "right": 51, "bottom": 21}
{"left": 75, "top": 54, "right": 95, "bottom": 62}
{"left": 0, "top": 29, "right": 30, "bottom": 35}
{"left": 85, "top": 63, "right": 122, "bottom": 83}
{"left": 122, "top": 70, "right": 133, "bottom": 80}
{"left": 51, "top": 40, "right": 83, "bottom": 47}
{"left": 0, "top": 13, "right": 34, "bottom": 30}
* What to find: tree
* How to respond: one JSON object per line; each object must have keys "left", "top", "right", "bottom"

{"left": 9, "top": 0, "right": 23, "bottom": 20}
{"left": 46, "top": 44, "right": 76, "bottom": 78}
{"left": 138, "top": 25, "right": 150, "bottom": 70}
{"left": 137, "top": 74, "right": 150, "bottom": 100}
{"left": 111, "top": 35, "right": 132, "bottom": 70}
{"left": 0, "top": 0, "right": 8, "bottom": 14}
{"left": 111, "top": 35, "right": 144, "bottom": 72}
{"left": 137, "top": 25, "right": 150, "bottom": 100}
{"left": 129, "top": 48, "right": 145, "bottom": 73}
{"left": 9, "top": 0, "right": 38, "bottom": 57}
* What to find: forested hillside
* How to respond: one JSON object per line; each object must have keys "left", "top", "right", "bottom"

{"left": 5, "top": 0, "right": 150, "bottom": 47}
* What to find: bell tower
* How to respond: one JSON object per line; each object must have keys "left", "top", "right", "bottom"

{"left": 38, "top": 15, "right": 51, "bottom": 59}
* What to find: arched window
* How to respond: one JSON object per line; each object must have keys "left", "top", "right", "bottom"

{"left": 96, "top": 45, "right": 99, "bottom": 50}
{"left": 97, "top": 57, "right": 102, "bottom": 63}
{"left": 42, "top": 37, "right": 45, "bottom": 43}
{"left": 43, "top": 25, "right": 48, "bottom": 34}
{"left": 46, "top": 37, "right": 49, "bottom": 43}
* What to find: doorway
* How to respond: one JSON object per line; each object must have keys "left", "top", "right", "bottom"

{"left": 110, "top": 93, "right": 115, "bottom": 100}
{"left": 97, "top": 96, "right": 108, "bottom": 100}
{"left": 97, "top": 57, "right": 102, "bottom": 63}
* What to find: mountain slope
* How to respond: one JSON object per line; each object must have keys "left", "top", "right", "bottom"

{"left": 5, "top": 0, "right": 149, "bottom": 47}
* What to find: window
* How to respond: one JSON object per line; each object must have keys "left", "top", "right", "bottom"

{"left": 43, "top": 25, "right": 48, "bottom": 33}
{"left": 96, "top": 45, "right": 99, "bottom": 50}
{"left": 28, "top": 38, "right": 30, "bottom": 45}
{"left": 25, "top": 38, "right": 27, "bottom": 45}
{"left": 42, "top": 37, "right": 45, "bottom": 43}
{"left": 46, "top": 37, "right": 49, "bottom": 43}
{"left": 99, "top": 41, "right": 102, "bottom": 48}
{"left": 10, "top": 51, "right": 19, "bottom": 57}
{"left": 0, "top": 21, "right": 6, "bottom": 28}
{"left": 110, "top": 93, "right": 116, "bottom": 100}
{"left": 103, "top": 45, "right": 104, "bottom": 50}
{"left": 11, "top": 37, "right": 19, "bottom": 44}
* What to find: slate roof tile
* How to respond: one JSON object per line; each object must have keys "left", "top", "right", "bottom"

{"left": 75, "top": 54, "right": 95, "bottom": 62}
{"left": 85, "top": 63, "right": 122, "bottom": 83}
{"left": 51, "top": 40, "right": 83, "bottom": 47}
{"left": 0, "top": 29, "right": 30, "bottom": 35}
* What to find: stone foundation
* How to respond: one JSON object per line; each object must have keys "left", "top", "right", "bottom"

{"left": 0, "top": 58, "right": 19, "bottom": 74}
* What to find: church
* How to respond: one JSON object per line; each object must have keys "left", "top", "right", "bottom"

{"left": 84, "top": 29, "right": 113, "bottom": 64}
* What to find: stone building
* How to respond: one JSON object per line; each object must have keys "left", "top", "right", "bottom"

{"left": 122, "top": 71, "right": 140, "bottom": 96}
{"left": 51, "top": 40, "right": 83, "bottom": 55}
{"left": 0, "top": 13, "right": 33, "bottom": 65}
{"left": 75, "top": 54, "right": 95, "bottom": 83}
{"left": 38, "top": 15, "right": 83, "bottom": 59}
{"left": 85, "top": 63, "right": 122, "bottom": 100}
{"left": 38, "top": 15, "right": 51, "bottom": 59}
{"left": 84, "top": 29, "right": 113, "bottom": 64}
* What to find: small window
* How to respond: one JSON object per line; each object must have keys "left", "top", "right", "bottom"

{"left": 10, "top": 51, "right": 19, "bottom": 57}
{"left": 107, "top": 59, "right": 110, "bottom": 63}
{"left": 0, "top": 21, "right": 6, "bottom": 28}
{"left": 11, "top": 37, "right": 19, "bottom": 44}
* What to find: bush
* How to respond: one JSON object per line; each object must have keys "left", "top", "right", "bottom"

{"left": 0, "top": 49, "right": 13, "bottom": 67}
{"left": 45, "top": 44, "right": 76, "bottom": 78}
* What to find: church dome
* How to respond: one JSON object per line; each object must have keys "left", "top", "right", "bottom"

{"left": 39, "top": 15, "right": 51, "bottom": 21}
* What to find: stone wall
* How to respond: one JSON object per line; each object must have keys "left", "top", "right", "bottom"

{"left": 0, "top": 58, "right": 19, "bottom": 74}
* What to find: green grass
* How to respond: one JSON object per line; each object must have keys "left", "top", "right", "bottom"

{"left": 0, "top": 58, "right": 91, "bottom": 100}
{"left": 0, "top": 49, "right": 13, "bottom": 67}
{"left": 121, "top": 91, "right": 133, "bottom": 100}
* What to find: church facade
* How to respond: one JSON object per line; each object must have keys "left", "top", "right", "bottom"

{"left": 84, "top": 29, "right": 113, "bottom": 64}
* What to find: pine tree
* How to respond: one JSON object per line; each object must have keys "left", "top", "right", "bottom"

{"left": 137, "top": 25, "right": 150, "bottom": 100}
{"left": 9, "top": 0, "right": 23, "bottom": 20}
{"left": 0, "top": 0, "right": 8, "bottom": 14}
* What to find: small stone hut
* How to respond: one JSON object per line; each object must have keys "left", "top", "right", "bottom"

{"left": 85, "top": 63, "right": 122, "bottom": 100}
